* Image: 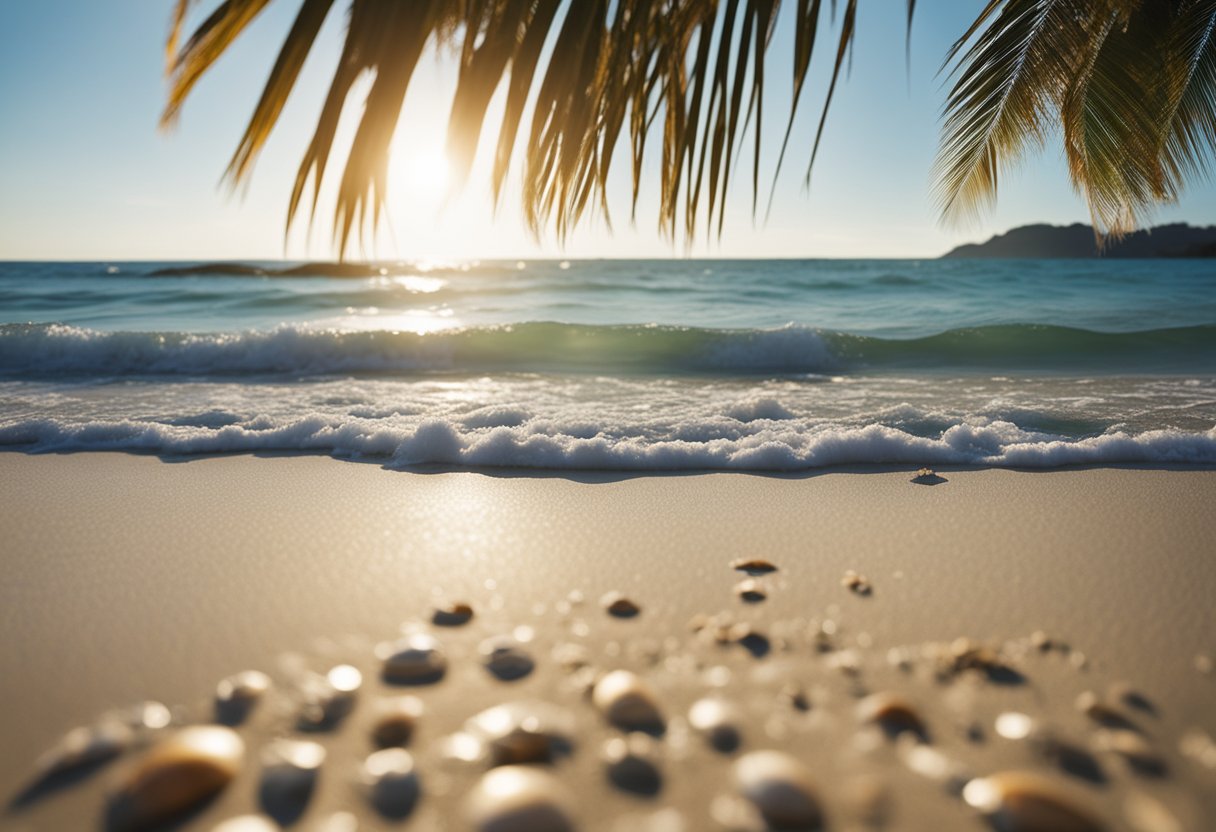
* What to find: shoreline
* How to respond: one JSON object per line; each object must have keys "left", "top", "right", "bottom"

{"left": 2, "top": 453, "right": 1214, "bottom": 829}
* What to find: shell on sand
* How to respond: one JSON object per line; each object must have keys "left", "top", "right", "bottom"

{"left": 732, "top": 750, "right": 823, "bottom": 830}
{"left": 962, "top": 771, "right": 1103, "bottom": 832}
{"left": 459, "top": 701, "right": 576, "bottom": 766}
{"left": 433, "top": 601, "right": 474, "bottom": 626}
{"left": 215, "top": 671, "right": 271, "bottom": 704}
{"left": 857, "top": 693, "right": 927, "bottom": 738}
{"left": 466, "top": 766, "right": 577, "bottom": 832}
{"left": 377, "top": 634, "right": 448, "bottom": 684}
{"left": 689, "top": 697, "right": 743, "bottom": 752}
{"left": 371, "top": 696, "right": 425, "bottom": 748}
{"left": 259, "top": 738, "right": 325, "bottom": 806}
{"left": 602, "top": 733, "right": 662, "bottom": 795}
{"left": 35, "top": 721, "right": 133, "bottom": 779}
{"left": 361, "top": 748, "right": 419, "bottom": 818}
{"left": 108, "top": 726, "right": 243, "bottom": 831}
{"left": 480, "top": 636, "right": 537, "bottom": 681}
{"left": 730, "top": 558, "right": 778, "bottom": 575}
{"left": 735, "top": 579, "right": 768, "bottom": 603}
{"left": 592, "top": 670, "right": 665, "bottom": 733}
{"left": 601, "top": 592, "right": 641, "bottom": 618}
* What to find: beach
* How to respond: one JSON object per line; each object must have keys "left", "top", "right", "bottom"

{"left": 2, "top": 453, "right": 1214, "bottom": 829}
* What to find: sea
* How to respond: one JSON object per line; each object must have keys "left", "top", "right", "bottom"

{"left": 1, "top": 258, "right": 1214, "bottom": 470}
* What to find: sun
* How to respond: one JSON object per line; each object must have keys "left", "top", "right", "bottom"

{"left": 390, "top": 147, "right": 451, "bottom": 204}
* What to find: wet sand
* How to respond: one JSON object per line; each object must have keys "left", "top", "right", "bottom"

{"left": 1, "top": 453, "right": 1214, "bottom": 829}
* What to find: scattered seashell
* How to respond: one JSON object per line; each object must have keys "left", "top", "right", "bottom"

{"left": 962, "top": 771, "right": 1102, "bottom": 832}
{"left": 781, "top": 683, "right": 811, "bottom": 712}
{"left": 1094, "top": 729, "right": 1167, "bottom": 775}
{"left": 458, "top": 701, "right": 576, "bottom": 766}
{"left": 842, "top": 570, "right": 872, "bottom": 596}
{"left": 297, "top": 665, "right": 361, "bottom": 730}
{"left": 1030, "top": 631, "right": 1054, "bottom": 651}
{"left": 857, "top": 693, "right": 927, "bottom": 740}
{"left": 118, "top": 701, "right": 173, "bottom": 732}
{"left": 432, "top": 601, "right": 474, "bottom": 626}
{"left": 593, "top": 670, "right": 665, "bottom": 734}
{"left": 1075, "top": 691, "right": 1133, "bottom": 728}
{"left": 211, "top": 815, "right": 278, "bottom": 832}
{"left": 732, "top": 750, "right": 823, "bottom": 830}
{"left": 688, "top": 698, "right": 743, "bottom": 752}
{"left": 602, "top": 592, "right": 641, "bottom": 618}
{"left": 467, "top": 766, "right": 577, "bottom": 832}
{"left": 377, "top": 634, "right": 447, "bottom": 685}
{"left": 259, "top": 739, "right": 325, "bottom": 822}
{"left": 735, "top": 579, "right": 767, "bottom": 603}
{"left": 107, "top": 726, "right": 243, "bottom": 831}
{"left": 215, "top": 670, "right": 272, "bottom": 724}
{"left": 371, "top": 696, "right": 425, "bottom": 748}
{"left": 602, "top": 734, "right": 663, "bottom": 795}
{"left": 361, "top": 748, "right": 419, "bottom": 819}
{"left": 32, "top": 721, "right": 133, "bottom": 783}
{"left": 730, "top": 558, "right": 778, "bottom": 575}
{"left": 911, "top": 467, "right": 939, "bottom": 483}
{"left": 480, "top": 636, "right": 536, "bottom": 681}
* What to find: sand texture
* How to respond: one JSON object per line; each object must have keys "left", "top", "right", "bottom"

{"left": 1, "top": 454, "right": 1214, "bottom": 830}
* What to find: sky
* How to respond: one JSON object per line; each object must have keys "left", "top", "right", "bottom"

{"left": 2, "top": 1, "right": 1216, "bottom": 261}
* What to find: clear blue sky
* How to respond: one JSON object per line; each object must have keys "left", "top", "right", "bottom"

{"left": 2, "top": 1, "right": 1215, "bottom": 260}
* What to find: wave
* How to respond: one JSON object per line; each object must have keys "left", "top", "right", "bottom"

{"left": 2, "top": 415, "right": 1213, "bottom": 469}
{"left": 0, "top": 322, "right": 1213, "bottom": 378}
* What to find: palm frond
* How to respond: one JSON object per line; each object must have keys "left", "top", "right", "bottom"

{"left": 165, "top": 0, "right": 914, "bottom": 257}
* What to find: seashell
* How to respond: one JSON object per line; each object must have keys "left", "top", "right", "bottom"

{"left": 962, "top": 771, "right": 1103, "bottom": 831}
{"left": 602, "top": 734, "right": 662, "bottom": 795}
{"left": 480, "top": 636, "right": 536, "bottom": 681}
{"left": 732, "top": 750, "right": 822, "bottom": 830}
{"left": 466, "top": 766, "right": 577, "bottom": 832}
{"left": 107, "top": 726, "right": 243, "bottom": 831}
{"left": 361, "top": 748, "right": 419, "bottom": 819}
{"left": 841, "top": 570, "right": 872, "bottom": 595}
{"left": 377, "top": 633, "right": 447, "bottom": 684}
{"left": 592, "top": 671, "right": 665, "bottom": 734}
{"left": 857, "top": 693, "right": 926, "bottom": 739}
{"left": 259, "top": 739, "right": 325, "bottom": 822}
{"left": 730, "top": 558, "right": 778, "bottom": 574}
{"left": 688, "top": 698, "right": 743, "bottom": 752}
{"left": 371, "top": 696, "right": 424, "bottom": 748}
{"left": 601, "top": 592, "right": 641, "bottom": 618}
{"left": 735, "top": 579, "right": 767, "bottom": 603}
{"left": 457, "top": 701, "right": 576, "bottom": 766}
{"left": 433, "top": 601, "right": 474, "bottom": 626}
{"left": 215, "top": 670, "right": 272, "bottom": 724}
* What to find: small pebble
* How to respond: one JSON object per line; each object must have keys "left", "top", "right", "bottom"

{"left": 371, "top": 696, "right": 425, "bottom": 748}
{"left": 361, "top": 748, "right": 419, "bottom": 818}
{"left": 593, "top": 670, "right": 665, "bottom": 734}
{"left": 297, "top": 666, "right": 361, "bottom": 730}
{"left": 459, "top": 701, "right": 576, "bottom": 765}
{"left": 602, "top": 592, "right": 641, "bottom": 618}
{"left": 730, "top": 558, "right": 778, "bottom": 575}
{"left": 602, "top": 734, "right": 662, "bottom": 795}
{"left": 215, "top": 670, "right": 272, "bottom": 724}
{"left": 842, "top": 570, "right": 872, "bottom": 595}
{"left": 259, "top": 739, "right": 325, "bottom": 812}
{"left": 857, "top": 693, "right": 927, "bottom": 739}
{"left": 467, "top": 766, "right": 576, "bottom": 832}
{"left": 780, "top": 683, "right": 811, "bottom": 712}
{"left": 108, "top": 726, "right": 243, "bottom": 831}
{"left": 735, "top": 579, "right": 767, "bottom": 603}
{"left": 994, "top": 712, "right": 1036, "bottom": 741}
{"left": 377, "top": 634, "right": 447, "bottom": 684}
{"left": 432, "top": 601, "right": 474, "bottom": 626}
{"left": 912, "top": 467, "right": 937, "bottom": 482}
{"left": 33, "top": 721, "right": 133, "bottom": 781}
{"left": 1075, "top": 691, "right": 1130, "bottom": 727}
{"left": 1030, "top": 631, "right": 1053, "bottom": 651}
{"left": 688, "top": 698, "right": 743, "bottom": 752}
{"left": 480, "top": 636, "right": 536, "bottom": 681}
{"left": 732, "top": 750, "right": 822, "bottom": 830}
{"left": 962, "top": 771, "right": 1102, "bottom": 832}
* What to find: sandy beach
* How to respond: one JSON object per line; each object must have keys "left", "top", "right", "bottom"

{"left": 1, "top": 453, "right": 1213, "bottom": 829}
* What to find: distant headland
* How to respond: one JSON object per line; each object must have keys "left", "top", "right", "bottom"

{"left": 942, "top": 222, "right": 1216, "bottom": 258}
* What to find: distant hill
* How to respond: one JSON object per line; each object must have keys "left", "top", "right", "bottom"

{"left": 942, "top": 222, "right": 1216, "bottom": 258}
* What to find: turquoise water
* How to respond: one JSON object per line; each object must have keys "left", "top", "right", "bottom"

{"left": 1, "top": 259, "right": 1214, "bottom": 468}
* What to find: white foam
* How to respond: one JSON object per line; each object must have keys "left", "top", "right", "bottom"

{"left": 2, "top": 415, "right": 1213, "bottom": 470}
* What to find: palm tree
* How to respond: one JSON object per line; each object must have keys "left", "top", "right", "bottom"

{"left": 163, "top": 0, "right": 1216, "bottom": 256}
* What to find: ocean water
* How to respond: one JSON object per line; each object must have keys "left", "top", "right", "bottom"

{"left": 1, "top": 258, "right": 1214, "bottom": 470}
